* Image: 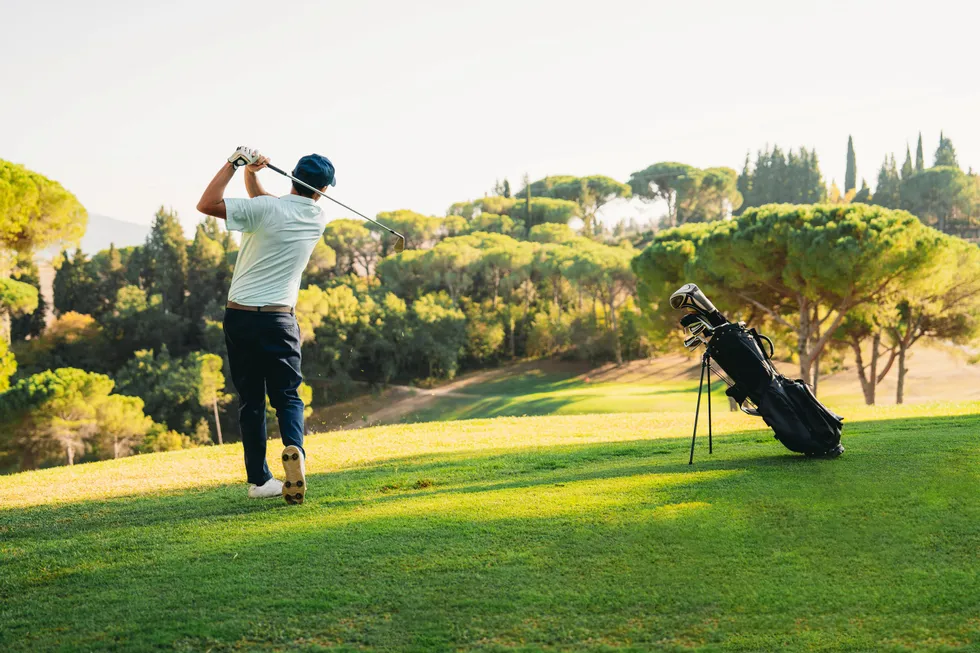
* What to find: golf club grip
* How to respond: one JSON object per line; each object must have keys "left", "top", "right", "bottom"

{"left": 263, "top": 162, "right": 406, "bottom": 243}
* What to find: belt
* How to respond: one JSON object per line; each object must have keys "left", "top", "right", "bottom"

{"left": 226, "top": 301, "right": 294, "bottom": 314}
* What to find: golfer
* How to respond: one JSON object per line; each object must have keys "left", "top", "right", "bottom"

{"left": 197, "top": 146, "right": 335, "bottom": 504}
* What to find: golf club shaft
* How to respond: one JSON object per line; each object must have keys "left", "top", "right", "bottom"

{"left": 265, "top": 163, "right": 405, "bottom": 242}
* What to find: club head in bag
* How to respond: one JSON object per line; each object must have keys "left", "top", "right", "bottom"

{"left": 670, "top": 283, "right": 718, "bottom": 313}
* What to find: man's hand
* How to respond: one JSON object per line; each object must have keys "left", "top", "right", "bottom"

{"left": 244, "top": 154, "right": 274, "bottom": 199}
{"left": 228, "top": 146, "right": 261, "bottom": 170}
{"left": 246, "top": 154, "right": 270, "bottom": 173}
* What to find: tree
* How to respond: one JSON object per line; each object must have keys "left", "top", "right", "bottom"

{"left": 634, "top": 205, "right": 941, "bottom": 387}
{"left": 10, "top": 258, "right": 46, "bottom": 342}
{"left": 0, "top": 159, "right": 86, "bottom": 260}
{"left": 303, "top": 238, "right": 338, "bottom": 287}
{"left": 466, "top": 213, "right": 517, "bottom": 236}
{"left": 375, "top": 210, "right": 442, "bottom": 251}
{"left": 53, "top": 248, "right": 100, "bottom": 316}
{"left": 322, "top": 219, "right": 379, "bottom": 275}
{"left": 852, "top": 178, "right": 872, "bottom": 204}
{"left": 834, "top": 306, "right": 898, "bottom": 405}
{"left": 915, "top": 132, "right": 925, "bottom": 172}
{"left": 507, "top": 197, "right": 580, "bottom": 234}
{"left": 565, "top": 243, "right": 636, "bottom": 364}
{"left": 627, "top": 162, "right": 699, "bottom": 228}
{"left": 194, "top": 352, "right": 231, "bottom": 444}
{"left": 0, "top": 368, "right": 115, "bottom": 468}
{"left": 737, "top": 146, "right": 826, "bottom": 210}
{"left": 502, "top": 179, "right": 511, "bottom": 198}
{"left": 115, "top": 348, "right": 227, "bottom": 436}
{"left": 845, "top": 136, "right": 857, "bottom": 193}
{"left": 736, "top": 153, "right": 752, "bottom": 214}
{"left": 143, "top": 207, "right": 188, "bottom": 314}
{"left": 874, "top": 155, "right": 901, "bottom": 208}
{"left": 96, "top": 394, "right": 154, "bottom": 459}
{"left": 884, "top": 239, "right": 980, "bottom": 403}
{"left": 519, "top": 175, "right": 631, "bottom": 237}
{"left": 13, "top": 311, "right": 105, "bottom": 378}
{"left": 690, "top": 167, "right": 743, "bottom": 222}
{"left": 901, "top": 167, "right": 978, "bottom": 234}
{"left": 186, "top": 220, "right": 233, "bottom": 323}
{"left": 934, "top": 130, "right": 959, "bottom": 168}
{"left": 93, "top": 244, "right": 128, "bottom": 316}
{"left": 901, "top": 145, "right": 914, "bottom": 180}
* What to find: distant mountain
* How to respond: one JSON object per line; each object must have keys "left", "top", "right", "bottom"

{"left": 79, "top": 214, "right": 151, "bottom": 254}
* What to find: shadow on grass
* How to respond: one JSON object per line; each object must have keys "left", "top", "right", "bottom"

{"left": 5, "top": 411, "right": 975, "bottom": 541}
{"left": 406, "top": 381, "right": 733, "bottom": 423}
{"left": 2, "top": 413, "right": 978, "bottom": 651}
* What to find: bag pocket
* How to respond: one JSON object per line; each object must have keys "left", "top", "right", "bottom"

{"left": 757, "top": 376, "right": 843, "bottom": 455}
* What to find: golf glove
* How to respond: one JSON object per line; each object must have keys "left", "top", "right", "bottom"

{"left": 228, "top": 146, "right": 260, "bottom": 169}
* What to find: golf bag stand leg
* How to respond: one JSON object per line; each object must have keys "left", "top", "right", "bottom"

{"left": 689, "top": 351, "right": 714, "bottom": 464}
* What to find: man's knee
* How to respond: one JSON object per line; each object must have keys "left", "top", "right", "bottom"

{"left": 238, "top": 396, "right": 267, "bottom": 421}
{"left": 268, "top": 387, "right": 302, "bottom": 412}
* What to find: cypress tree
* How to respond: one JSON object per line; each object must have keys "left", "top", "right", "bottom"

{"left": 915, "top": 132, "right": 925, "bottom": 172}
{"left": 845, "top": 135, "right": 857, "bottom": 193}
{"left": 901, "top": 144, "right": 914, "bottom": 180}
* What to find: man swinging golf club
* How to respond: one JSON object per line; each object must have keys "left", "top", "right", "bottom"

{"left": 197, "top": 146, "right": 336, "bottom": 504}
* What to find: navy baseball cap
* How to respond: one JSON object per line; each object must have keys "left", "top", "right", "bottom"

{"left": 292, "top": 154, "right": 337, "bottom": 189}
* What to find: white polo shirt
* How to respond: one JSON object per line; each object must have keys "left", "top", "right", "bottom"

{"left": 224, "top": 194, "right": 328, "bottom": 307}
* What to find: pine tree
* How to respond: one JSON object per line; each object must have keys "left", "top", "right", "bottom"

{"left": 10, "top": 259, "right": 47, "bottom": 341}
{"left": 901, "top": 144, "right": 914, "bottom": 180}
{"left": 502, "top": 179, "right": 511, "bottom": 199}
{"left": 875, "top": 155, "right": 901, "bottom": 209}
{"left": 915, "top": 132, "right": 925, "bottom": 172}
{"left": 853, "top": 178, "right": 872, "bottom": 204}
{"left": 144, "top": 207, "right": 188, "bottom": 315}
{"left": 845, "top": 135, "right": 857, "bottom": 193}
{"left": 934, "top": 130, "right": 959, "bottom": 168}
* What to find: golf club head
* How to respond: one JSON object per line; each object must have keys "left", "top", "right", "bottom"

{"left": 670, "top": 283, "right": 718, "bottom": 313}
{"left": 681, "top": 313, "right": 713, "bottom": 336}
{"left": 393, "top": 235, "right": 406, "bottom": 253}
{"left": 683, "top": 335, "right": 703, "bottom": 350}
{"left": 670, "top": 283, "right": 728, "bottom": 327}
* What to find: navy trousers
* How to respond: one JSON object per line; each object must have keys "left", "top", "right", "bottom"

{"left": 223, "top": 308, "right": 306, "bottom": 485}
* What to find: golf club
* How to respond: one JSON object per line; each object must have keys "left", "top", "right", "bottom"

{"left": 670, "top": 283, "right": 727, "bottom": 327}
{"left": 265, "top": 163, "right": 407, "bottom": 253}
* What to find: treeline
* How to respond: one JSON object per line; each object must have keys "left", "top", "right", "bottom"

{"left": 736, "top": 132, "right": 980, "bottom": 237}
{"left": 2, "top": 129, "right": 979, "bottom": 472}
{"left": 0, "top": 189, "right": 652, "bottom": 472}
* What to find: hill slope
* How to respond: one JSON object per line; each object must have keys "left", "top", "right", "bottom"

{"left": 1, "top": 405, "right": 978, "bottom": 651}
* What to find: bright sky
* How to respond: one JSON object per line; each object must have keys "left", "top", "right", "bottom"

{"left": 3, "top": 0, "right": 979, "bottom": 234}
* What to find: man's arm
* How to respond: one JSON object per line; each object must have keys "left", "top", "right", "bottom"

{"left": 197, "top": 162, "right": 236, "bottom": 219}
{"left": 244, "top": 155, "right": 275, "bottom": 198}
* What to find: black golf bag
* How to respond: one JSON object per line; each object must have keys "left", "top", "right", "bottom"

{"left": 707, "top": 323, "right": 844, "bottom": 457}
{"left": 670, "top": 283, "right": 844, "bottom": 458}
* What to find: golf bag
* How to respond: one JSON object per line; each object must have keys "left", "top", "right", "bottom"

{"left": 708, "top": 323, "right": 844, "bottom": 456}
{"left": 671, "top": 284, "right": 844, "bottom": 457}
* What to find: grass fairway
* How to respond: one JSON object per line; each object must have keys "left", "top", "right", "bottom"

{"left": 2, "top": 403, "right": 979, "bottom": 651}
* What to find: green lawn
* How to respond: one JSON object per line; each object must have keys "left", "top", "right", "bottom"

{"left": 403, "top": 367, "right": 862, "bottom": 423}
{"left": 404, "top": 368, "right": 733, "bottom": 422}
{"left": 1, "top": 403, "right": 978, "bottom": 651}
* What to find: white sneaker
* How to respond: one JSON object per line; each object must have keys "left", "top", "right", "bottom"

{"left": 281, "top": 445, "right": 306, "bottom": 505}
{"left": 248, "top": 478, "right": 284, "bottom": 499}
